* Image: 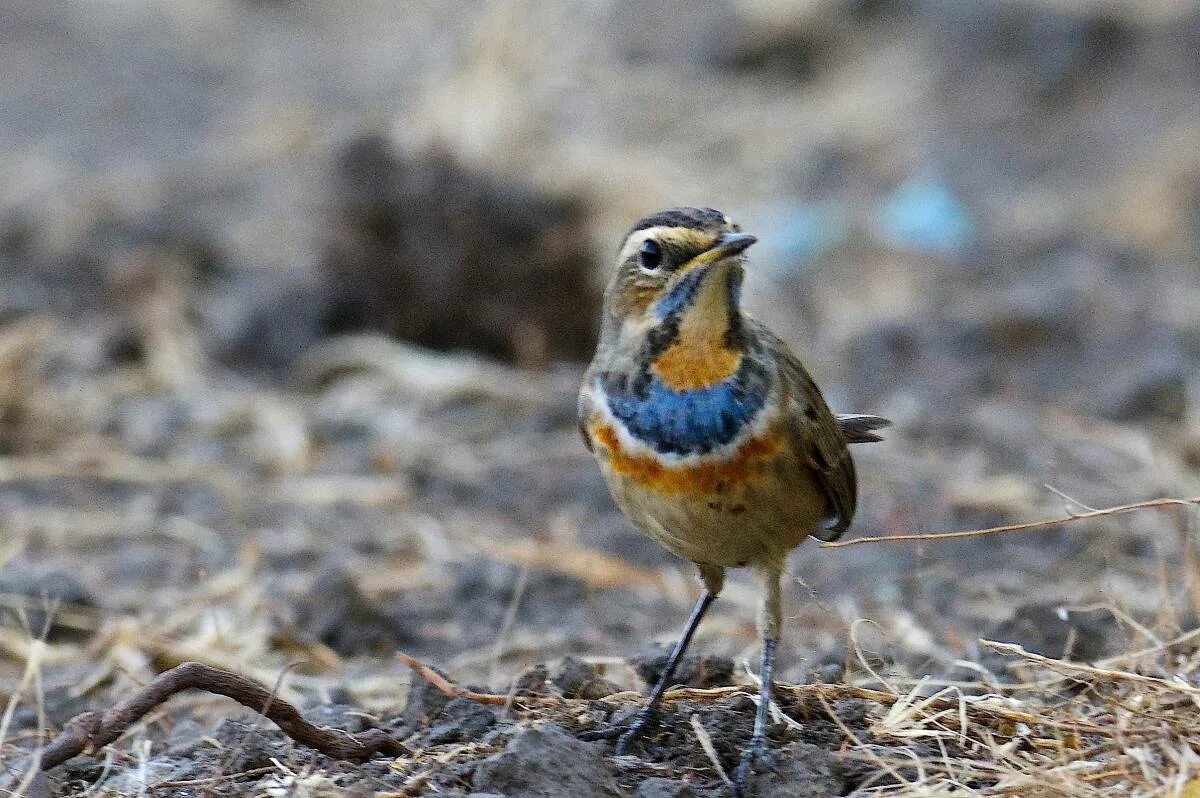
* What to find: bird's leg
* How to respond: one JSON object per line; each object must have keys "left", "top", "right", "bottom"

{"left": 733, "top": 564, "right": 782, "bottom": 797}
{"left": 615, "top": 564, "right": 724, "bottom": 755}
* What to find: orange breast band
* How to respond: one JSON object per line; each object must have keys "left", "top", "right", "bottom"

{"left": 651, "top": 342, "right": 741, "bottom": 390}
{"left": 588, "top": 416, "right": 784, "bottom": 495}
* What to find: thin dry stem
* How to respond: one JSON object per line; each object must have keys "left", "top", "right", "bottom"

{"left": 395, "top": 651, "right": 569, "bottom": 707}
{"left": 688, "top": 713, "right": 732, "bottom": 788}
{"left": 982, "top": 640, "right": 1200, "bottom": 698}
{"left": 821, "top": 497, "right": 1200, "bottom": 548}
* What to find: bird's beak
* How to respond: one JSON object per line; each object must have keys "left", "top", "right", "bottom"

{"left": 711, "top": 231, "right": 757, "bottom": 258}
{"left": 680, "top": 232, "right": 758, "bottom": 271}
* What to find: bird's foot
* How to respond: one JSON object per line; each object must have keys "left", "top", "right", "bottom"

{"left": 731, "top": 734, "right": 774, "bottom": 797}
{"left": 613, "top": 707, "right": 657, "bottom": 756}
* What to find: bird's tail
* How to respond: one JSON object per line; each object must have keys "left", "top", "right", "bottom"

{"left": 836, "top": 414, "right": 891, "bottom": 443}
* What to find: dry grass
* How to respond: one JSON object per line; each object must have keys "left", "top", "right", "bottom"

{"left": 2, "top": 318, "right": 1198, "bottom": 796}
{"left": 1, "top": 535, "right": 1198, "bottom": 797}
{"left": 388, "top": 616, "right": 1200, "bottom": 797}
{"left": 848, "top": 645, "right": 1200, "bottom": 796}
{"left": 0, "top": 321, "right": 1195, "bottom": 792}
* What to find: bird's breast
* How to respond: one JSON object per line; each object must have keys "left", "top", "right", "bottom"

{"left": 596, "top": 353, "right": 771, "bottom": 457}
{"left": 586, "top": 411, "right": 787, "bottom": 498}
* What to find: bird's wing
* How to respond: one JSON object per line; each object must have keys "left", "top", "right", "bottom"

{"left": 577, "top": 370, "right": 598, "bottom": 453}
{"left": 754, "top": 324, "right": 858, "bottom": 542}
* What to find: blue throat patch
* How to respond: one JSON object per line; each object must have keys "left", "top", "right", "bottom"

{"left": 652, "top": 268, "right": 704, "bottom": 319}
{"left": 600, "top": 358, "right": 770, "bottom": 456}
{"left": 651, "top": 266, "right": 742, "bottom": 321}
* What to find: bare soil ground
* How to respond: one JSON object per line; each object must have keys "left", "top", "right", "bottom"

{"left": 2, "top": 1, "right": 1200, "bottom": 795}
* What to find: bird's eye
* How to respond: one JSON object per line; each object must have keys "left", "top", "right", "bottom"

{"left": 639, "top": 239, "right": 663, "bottom": 271}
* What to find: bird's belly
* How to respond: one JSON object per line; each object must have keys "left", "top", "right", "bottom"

{"left": 589, "top": 416, "right": 826, "bottom": 567}
{"left": 613, "top": 458, "right": 824, "bottom": 567}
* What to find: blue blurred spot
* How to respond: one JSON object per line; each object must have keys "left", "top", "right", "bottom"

{"left": 879, "top": 178, "right": 973, "bottom": 254}
{"left": 757, "top": 204, "right": 849, "bottom": 275}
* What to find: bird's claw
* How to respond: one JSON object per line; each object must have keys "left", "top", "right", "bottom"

{"left": 576, "top": 727, "right": 624, "bottom": 742}
{"left": 731, "top": 735, "right": 773, "bottom": 797}
{"left": 613, "top": 708, "right": 656, "bottom": 756}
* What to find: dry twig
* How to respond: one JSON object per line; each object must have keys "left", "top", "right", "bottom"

{"left": 688, "top": 713, "right": 732, "bottom": 788}
{"left": 981, "top": 640, "right": 1200, "bottom": 697}
{"left": 38, "top": 661, "right": 408, "bottom": 770}
{"left": 395, "top": 651, "right": 570, "bottom": 707}
{"left": 821, "top": 496, "right": 1200, "bottom": 548}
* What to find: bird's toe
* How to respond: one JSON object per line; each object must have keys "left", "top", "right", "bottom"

{"left": 731, "top": 735, "right": 774, "bottom": 797}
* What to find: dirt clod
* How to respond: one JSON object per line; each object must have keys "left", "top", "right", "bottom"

{"left": 321, "top": 136, "right": 601, "bottom": 367}
{"left": 553, "top": 655, "right": 621, "bottom": 699}
{"left": 403, "top": 666, "right": 456, "bottom": 729}
{"left": 752, "top": 741, "right": 844, "bottom": 798}
{"left": 987, "top": 602, "right": 1121, "bottom": 666}
{"left": 471, "top": 724, "right": 622, "bottom": 798}
{"left": 632, "top": 777, "right": 703, "bottom": 797}
{"left": 420, "top": 696, "right": 498, "bottom": 746}
{"left": 633, "top": 645, "right": 736, "bottom": 690}
{"left": 0, "top": 568, "right": 95, "bottom": 642}
{"left": 292, "top": 566, "right": 411, "bottom": 656}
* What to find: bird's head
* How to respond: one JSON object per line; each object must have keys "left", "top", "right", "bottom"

{"left": 598, "top": 207, "right": 757, "bottom": 389}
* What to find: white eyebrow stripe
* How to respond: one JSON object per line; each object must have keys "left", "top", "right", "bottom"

{"left": 616, "top": 226, "right": 676, "bottom": 263}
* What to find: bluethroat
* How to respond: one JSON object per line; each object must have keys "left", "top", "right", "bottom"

{"left": 578, "top": 207, "right": 888, "bottom": 795}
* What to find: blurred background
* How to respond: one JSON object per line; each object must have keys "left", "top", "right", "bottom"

{"left": 2, "top": 0, "right": 1199, "bottom": 787}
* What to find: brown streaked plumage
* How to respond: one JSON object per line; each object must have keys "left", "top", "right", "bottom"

{"left": 578, "top": 207, "right": 888, "bottom": 796}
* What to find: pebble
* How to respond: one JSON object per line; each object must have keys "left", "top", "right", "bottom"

{"left": 471, "top": 725, "right": 622, "bottom": 798}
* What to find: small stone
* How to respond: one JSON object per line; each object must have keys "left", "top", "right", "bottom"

{"left": 814, "top": 663, "right": 845, "bottom": 685}
{"left": 0, "top": 568, "right": 95, "bottom": 642}
{"left": 302, "top": 703, "right": 368, "bottom": 733}
{"left": 403, "top": 669, "right": 455, "bottom": 730}
{"left": 632, "top": 645, "right": 735, "bottom": 690}
{"left": 607, "top": 703, "right": 641, "bottom": 727}
{"left": 552, "top": 656, "right": 620, "bottom": 699}
{"left": 832, "top": 698, "right": 872, "bottom": 730}
{"left": 421, "top": 697, "right": 497, "bottom": 745}
{"left": 513, "top": 663, "right": 550, "bottom": 694}
{"left": 294, "top": 566, "right": 410, "bottom": 656}
{"left": 633, "top": 777, "right": 700, "bottom": 797}
{"left": 471, "top": 725, "right": 621, "bottom": 798}
{"left": 212, "top": 718, "right": 289, "bottom": 755}
{"left": 753, "top": 741, "right": 843, "bottom": 798}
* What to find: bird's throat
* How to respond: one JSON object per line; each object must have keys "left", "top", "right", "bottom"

{"left": 651, "top": 329, "right": 741, "bottom": 390}
{"left": 650, "top": 265, "right": 743, "bottom": 391}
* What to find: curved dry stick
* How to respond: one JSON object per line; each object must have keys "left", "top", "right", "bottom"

{"left": 40, "top": 661, "right": 407, "bottom": 770}
{"left": 821, "top": 497, "right": 1200, "bottom": 548}
{"left": 395, "top": 651, "right": 569, "bottom": 707}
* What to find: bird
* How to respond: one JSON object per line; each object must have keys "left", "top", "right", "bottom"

{"left": 577, "top": 207, "right": 888, "bottom": 796}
